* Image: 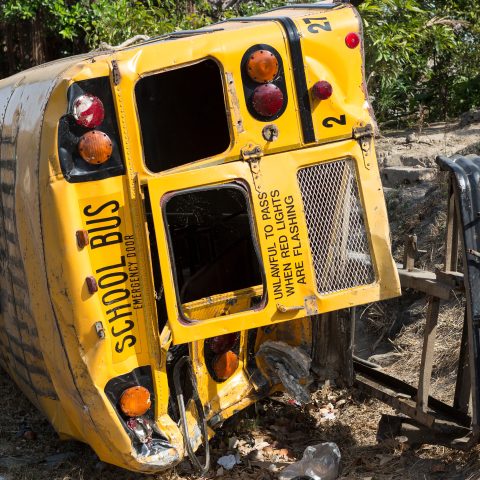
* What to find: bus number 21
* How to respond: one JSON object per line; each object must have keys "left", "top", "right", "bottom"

{"left": 303, "top": 18, "right": 332, "bottom": 33}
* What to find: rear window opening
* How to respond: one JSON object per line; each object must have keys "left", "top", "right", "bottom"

{"left": 135, "top": 59, "right": 231, "bottom": 173}
{"left": 164, "top": 185, "right": 264, "bottom": 319}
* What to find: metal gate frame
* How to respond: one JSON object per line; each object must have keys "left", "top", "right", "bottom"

{"left": 354, "top": 154, "right": 480, "bottom": 450}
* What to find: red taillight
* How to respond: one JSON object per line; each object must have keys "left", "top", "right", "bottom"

{"left": 73, "top": 94, "right": 105, "bottom": 128}
{"left": 252, "top": 84, "right": 284, "bottom": 117}
{"left": 206, "top": 333, "right": 239, "bottom": 354}
{"left": 312, "top": 81, "right": 333, "bottom": 100}
{"left": 345, "top": 32, "right": 360, "bottom": 49}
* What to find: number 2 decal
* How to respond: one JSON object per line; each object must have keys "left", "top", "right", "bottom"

{"left": 303, "top": 18, "right": 332, "bottom": 33}
{"left": 322, "top": 115, "right": 347, "bottom": 128}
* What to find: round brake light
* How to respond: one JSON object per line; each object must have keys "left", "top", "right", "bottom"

{"left": 78, "top": 130, "right": 113, "bottom": 165}
{"left": 252, "top": 84, "right": 284, "bottom": 117}
{"left": 247, "top": 50, "right": 279, "bottom": 83}
{"left": 73, "top": 94, "right": 105, "bottom": 128}
{"left": 345, "top": 32, "right": 360, "bottom": 49}
{"left": 119, "top": 386, "right": 151, "bottom": 417}
{"left": 312, "top": 80, "right": 333, "bottom": 100}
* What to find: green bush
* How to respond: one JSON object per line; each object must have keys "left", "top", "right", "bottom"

{"left": 1, "top": 0, "right": 479, "bottom": 125}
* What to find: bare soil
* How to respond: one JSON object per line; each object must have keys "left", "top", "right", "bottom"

{"left": 1, "top": 120, "right": 480, "bottom": 480}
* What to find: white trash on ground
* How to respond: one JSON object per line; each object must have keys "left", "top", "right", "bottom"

{"left": 216, "top": 453, "right": 241, "bottom": 470}
{"left": 278, "top": 442, "right": 341, "bottom": 480}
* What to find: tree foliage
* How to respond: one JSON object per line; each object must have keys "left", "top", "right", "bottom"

{"left": 0, "top": 0, "right": 479, "bottom": 124}
{"left": 359, "top": 0, "right": 480, "bottom": 123}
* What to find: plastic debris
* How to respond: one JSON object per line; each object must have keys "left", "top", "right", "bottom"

{"left": 217, "top": 453, "right": 241, "bottom": 470}
{"left": 278, "top": 443, "right": 341, "bottom": 480}
{"left": 256, "top": 341, "right": 312, "bottom": 404}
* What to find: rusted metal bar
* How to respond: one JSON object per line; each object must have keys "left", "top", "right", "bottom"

{"left": 355, "top": 360, "right": 471, "bottom": 428}
{"left": 445, "top": 179, "right": 460, "bottom": 272}
{"left": 417, "top": 296, "right": 440, "bottom": 413}
{"left": 356, "top": 372, "right": 435, "bottom": 429}
{"left": 437, "top": 155, "right": 480, "bottom": 437}
{"left": 454, "top": 311, "right": 471, "bottom": 415}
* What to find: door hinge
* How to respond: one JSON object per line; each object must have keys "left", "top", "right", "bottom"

{"left": 241, "top": 143, "right": 264, "bottom": 192}
{"left": 111, "top": 60, "right": 121, "bottom": 86}
{"left": 353, "top": 124, "right": 373, "bottom": 170}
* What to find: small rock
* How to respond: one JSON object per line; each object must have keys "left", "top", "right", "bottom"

{"left": 368, "top": 352, "right": 403, "bottom": 367}
{"left": 216, "top": 466, "right": 224, "bottom": 477}
{"left": 336, "top": 399, "right": 346, "bottom": 408}
{"left": 268, "top": 463, "right": 280, "bottom": 472}
{"left": 406, "top": 132, "right": 417, "bottom": 143}
{"left": 228, "top": 436, "right": 239, "bottom": 449}
{"left": 431, "top": 463, "right": 447, "bottom": 473}
{"left": 44, "top": 452, "right": 77, "bottom": 467}
{"left": 22, "top": 430, "right": 37, "bottom": 441}
{"left": 254, "top": 440, "right": 270, "bottom": 450}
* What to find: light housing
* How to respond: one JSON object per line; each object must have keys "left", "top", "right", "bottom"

{"left": 345, "top": 32, "right": 360, "bottom": 49}
{"left": 247, "top": 49, "right": 279, "bottom": 83}
{"left": 119, "top": 386, "right": 151, "bottom": 417}
{"left": 206, "top": 333, "right": 239, "bottom": 354}
{"left": 213, "top": 351, "right": 239, "bottom": 381}
{"left": 78, "top": 130, "right": 113, "bottom": 165}
{"left": 252, "top": 84, "right": 284, "bottom": 118}
{"left": 73, "top": 93, "right": 105, "bottom": 128}
{"left": 312, "top": 81, "right": 333, "bottom": 100}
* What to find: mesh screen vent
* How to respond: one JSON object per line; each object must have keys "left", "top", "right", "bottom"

{"left": 297, "top": 160, "right": 375, "bottom": 294}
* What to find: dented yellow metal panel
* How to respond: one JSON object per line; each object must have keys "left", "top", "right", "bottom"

{"left": 0, "top": 3, "right": 400, "bottom": 474}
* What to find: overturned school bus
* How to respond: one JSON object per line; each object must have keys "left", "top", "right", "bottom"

{"left": 0, "top": 1, "right": 400, "bottom": 473}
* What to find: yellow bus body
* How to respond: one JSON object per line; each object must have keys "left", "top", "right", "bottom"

{"left": 0, "top": 3, "right": 400, "bottom": 472}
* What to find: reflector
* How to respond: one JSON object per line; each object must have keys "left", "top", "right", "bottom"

{"left": 247, "top": 50, "right": 279, "bottom": 83}
{"left": 252, "top": 84, "right": 284, "bottom": 117}
{"left": 312, "top": 80, "right": 333, "bottom": 100}
{"left": 213, "top": 351, "right": 239, "bottom": 381}
{"left": 345, "top": 32, "right": 360, "bottom": 49}
{"left": 119, "top": 386, "right": 151, "bottom": 417}
{"left": 78, "top": 131, "right": 113, "bottom": 165}
{"left": 73, "top": 94, "right": 105, "bottom": 128}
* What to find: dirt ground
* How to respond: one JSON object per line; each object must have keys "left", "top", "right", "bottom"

{"left": 1, "top": 119, "right": 480, "bottom": 480}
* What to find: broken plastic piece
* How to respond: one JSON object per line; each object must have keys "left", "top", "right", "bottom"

{"left": 278, "top": 443, "right": 341, "bottom": 480}
{"left": 256, "top": 341, "right": 312, "bottom": 404}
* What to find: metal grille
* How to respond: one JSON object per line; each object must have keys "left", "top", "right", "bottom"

{"left": 297, "top": 160, "right": 375, "bottom": 294}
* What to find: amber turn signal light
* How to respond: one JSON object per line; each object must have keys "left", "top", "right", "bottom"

{"left": 247, "top": 49, "right": 279, "bottom": 83}
{"left": 78, "top": 130, "right": 113, "bottom": 165}
{"left": 213, "top": 350, "right": 239, "bottom": 381}
{"left": 119, "top": 386, "right": 151, "bottom": 417}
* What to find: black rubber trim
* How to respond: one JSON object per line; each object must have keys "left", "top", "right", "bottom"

{"left": 437, "top": 154, "right": 480, "bottom": 424}
{"left": 266, "top": 3, "right": 341, "bottom": 11}
{"left": 227, "top": 16, "right": 315, "bottom": 144}
{"left": 241, "top": 44, "right": 288, "bottom": 122}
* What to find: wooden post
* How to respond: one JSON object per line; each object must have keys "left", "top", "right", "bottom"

{"left": 311, "top": 309, "right": 354, "bottom": 387}
{"left": 416, "top": 296, "right": 440, "bottom": 413}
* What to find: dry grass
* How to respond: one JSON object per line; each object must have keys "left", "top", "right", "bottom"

{"left": 384, "top": 300, "right": 465, "bottom": 402}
